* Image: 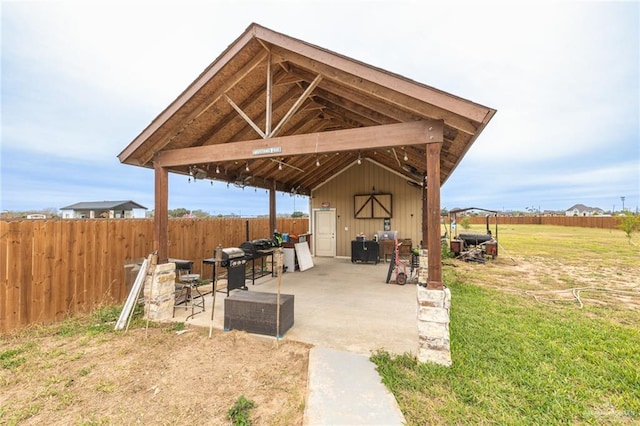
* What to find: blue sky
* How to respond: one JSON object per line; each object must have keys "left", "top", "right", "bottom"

{"left": 1, "top": 0, "right": 638, "bottom": 215}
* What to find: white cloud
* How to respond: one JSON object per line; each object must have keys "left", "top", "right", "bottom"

{"left": 1, "top": 0, "right": 638, "bottom": 214}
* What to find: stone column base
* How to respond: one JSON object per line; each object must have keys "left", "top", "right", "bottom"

{"left": 144, "top": 261, "right": 176, "bottom": 321}
{"left": 416, "top": 285, "right": 451, "bottom": 366}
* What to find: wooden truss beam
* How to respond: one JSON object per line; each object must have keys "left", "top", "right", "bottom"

{"left": 155, "top": 120, "right": 443, "bottom": 167}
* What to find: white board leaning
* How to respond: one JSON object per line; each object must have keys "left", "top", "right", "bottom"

{"left": 294, "top": 242, "right": 314, "bottom": 271}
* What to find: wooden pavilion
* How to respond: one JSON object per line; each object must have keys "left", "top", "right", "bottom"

{"left": 118, "top": 23, "right": 496, "bottom": 290}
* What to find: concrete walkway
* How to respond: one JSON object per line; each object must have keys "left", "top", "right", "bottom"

{"left": 304, "top": 346, "right": 405, "bottom": 425}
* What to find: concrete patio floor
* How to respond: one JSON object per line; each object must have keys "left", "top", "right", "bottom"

{"left": 172, "top": 256, "right": 419, "bottom": 356}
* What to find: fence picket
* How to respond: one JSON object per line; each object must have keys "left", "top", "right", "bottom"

{"left": 0, "top": 217, "right": 308, "bottom": 332}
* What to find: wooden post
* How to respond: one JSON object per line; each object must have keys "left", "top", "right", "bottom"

{"left": 154, "top": 163, "right": 169, "bottom": 264}
{"left": 209, "top": 244, "right": 223, "bottom": 338}
{"left": 269, "top": 180, "right": 277, "bottom": 236}
{"left": 421, "top": 174, "right": 428, "bottom": 249}
{"left": 426, "top": 142, "right": 443, "bottom": 290}
{"left": 275, "top": 247, "right": 283, "bottom": 346}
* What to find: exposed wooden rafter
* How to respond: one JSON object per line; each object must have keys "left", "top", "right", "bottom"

{"left": 269, "top": 74, "right": 323, "bottom": 138}
{"left": 224, "top": 94, "right": 266, "bottom": 138}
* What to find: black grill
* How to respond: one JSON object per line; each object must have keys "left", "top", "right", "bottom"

{"left": 217, "top": 247, "right": 247, "bottom": 296}
{"left": 221, "top": 247, "right": 245, "bottom": 266}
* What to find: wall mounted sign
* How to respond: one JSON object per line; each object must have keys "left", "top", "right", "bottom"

{"left": 252, "top": 146, "right": 282, "bottom": 156}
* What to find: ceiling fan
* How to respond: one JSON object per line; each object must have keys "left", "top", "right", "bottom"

{"left": 233, "top": 175, "right": 253, "bottom": 188}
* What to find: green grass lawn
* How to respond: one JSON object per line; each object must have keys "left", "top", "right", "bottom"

{"left": 372, "top": 225, "right": 640, "bottom": 425}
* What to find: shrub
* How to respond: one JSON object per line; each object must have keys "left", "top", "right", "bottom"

{"left": 228, "top": 395, "right": 256, "bottom": 426}
{"left": 617, "top": 214, "right": 640, "bottom": 245}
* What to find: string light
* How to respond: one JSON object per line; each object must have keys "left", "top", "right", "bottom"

{"left": 278, "top": 162, "right": 283, "bottom": 170}
{"left": 403, "top": 150, "right": 408, "bottom": 161}
{"left": 316, "top": 156, "right": 320, "bottom": 167}
{"left": 216, "top": 165, "right": 220, "bottom": 174}
{"left": 245, "top": 162, "right": 250, "bottom": 172}
{"left": 357, "top": 152, "right": 362, "bottom": 165}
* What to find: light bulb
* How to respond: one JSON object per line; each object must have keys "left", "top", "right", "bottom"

{"left": 216, "top": 165, "right": 220, "bottom": 174}
{"left": 278, "top": 163, "right": 283, "bottom": 170}
{"left": 404, "top": 151, "right": 408, "bottom": 161}
{"left": 316, "top": 158, "right": 320, "bottom": 167}
{"left": 245, "top": 162, "right": 250, "bottom": 172}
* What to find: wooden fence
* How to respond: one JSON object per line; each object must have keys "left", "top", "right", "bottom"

{"left": 0, "top": 217, "right": 308, "bottom": 333}
{"left": 463, "top": 215, "right": 620, "bottom": 229}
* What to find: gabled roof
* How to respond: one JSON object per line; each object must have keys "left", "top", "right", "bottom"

{"left": 118, "top": 23, "right": 496, "bottom": 194}
{"left": 566, "top": 204, "right": 603, "bottom": 212}
{"left": 60, "top": 201, "right": 147, "bottom": 211}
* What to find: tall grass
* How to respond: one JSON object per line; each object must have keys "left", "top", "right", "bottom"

{"left": 373, "top": 277, "right": 639, "bottom": 424}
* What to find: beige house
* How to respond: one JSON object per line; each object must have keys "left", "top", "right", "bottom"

{"left": 118, "top": 23, "right": 495, "bottom": 290}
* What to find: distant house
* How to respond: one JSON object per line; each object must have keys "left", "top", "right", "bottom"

{"left": 26, "top": 214, "right": 47, "bottom": 219}
{"left": 565, "top": 204, "right": 604, "bottom": 217}
{"left": 60, "top": 201, "right": 147, "bottom": 219}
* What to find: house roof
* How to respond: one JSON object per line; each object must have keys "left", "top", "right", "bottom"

{"left": 60, "top": 201, "right": 147, "bottom": 211}
{"left": 566, "top": 204, "right": 603, "bottom": 212}
{"left": 118, "top": 23, "right": 496, "bottom": 195}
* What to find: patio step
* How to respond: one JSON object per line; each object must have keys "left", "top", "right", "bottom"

{"left": 304, "top": 346, "right": 405, "bottom": 425}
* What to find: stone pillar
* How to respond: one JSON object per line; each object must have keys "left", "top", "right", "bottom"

{"left": 417, "top": 248, "right": 429, "bottom": 285}
{"left": 416, "top": 249, "right": 451, "bottom": 366}
{"left": 144, "top": 262, "right": 176, "bottom": 321}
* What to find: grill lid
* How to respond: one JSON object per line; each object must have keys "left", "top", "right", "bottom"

{"left": 222, "top": 247, "right": 245, "bottom": 260}
{"left": 240, "top": 239, "right": 275, "bottom": 253}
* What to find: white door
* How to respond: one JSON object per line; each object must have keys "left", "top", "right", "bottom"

{"left": 314, "top": 209, "right": 336, "bottom": 257}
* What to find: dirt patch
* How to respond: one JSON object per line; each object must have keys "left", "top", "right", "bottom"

{"left": 449, "top": 254, "right": 640, "bottom": 313}
{"left": 0, "top": 325, "right": 311, "bottom": 425}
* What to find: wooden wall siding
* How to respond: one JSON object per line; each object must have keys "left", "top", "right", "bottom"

{"left": 0, "top": 217, "right": 307, "bottom": 333}
{"left": 312, "top": 160, "right": 423, "bottom": 257}
{"left": 462, "top": 215, "right": 621, "bottom": 229}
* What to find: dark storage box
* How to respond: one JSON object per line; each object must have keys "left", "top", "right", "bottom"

{"left": 351, "top": 240, "right": 379, "bottom": 264}
{"left": 224, "top": 292, "right": 294, "bottom": 337}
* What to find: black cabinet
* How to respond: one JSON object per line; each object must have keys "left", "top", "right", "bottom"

{"left": 351, "top": 240, "right": 379, "bottom": 264}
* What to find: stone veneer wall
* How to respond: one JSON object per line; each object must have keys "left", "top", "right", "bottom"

{"left": 416, "top": 249, "right": 452, "bottom": 366}
{"left": 144, "top": 262, "right": 176, "bottom": 321}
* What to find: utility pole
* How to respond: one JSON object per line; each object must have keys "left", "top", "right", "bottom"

{"left": 621, "top": 196, "right": 626, "bottom": 212}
